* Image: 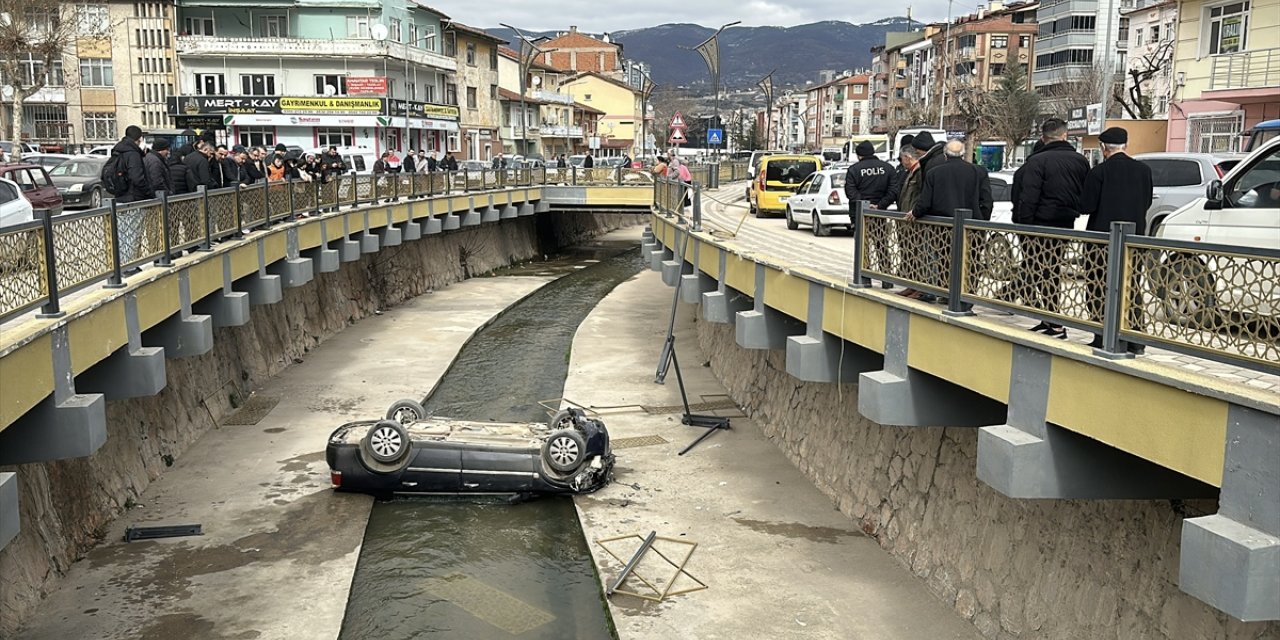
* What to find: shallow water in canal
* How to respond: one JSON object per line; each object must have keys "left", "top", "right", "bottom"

{"left": 338, "top": 239, "right": 644, "bottom": 640}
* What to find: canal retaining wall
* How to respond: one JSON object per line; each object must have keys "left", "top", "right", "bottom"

{"left": 0, "top": 212, "right": 645, "bottom": 636}
{"left": 695, "top": 319, "right": 1278, "bottom": 640}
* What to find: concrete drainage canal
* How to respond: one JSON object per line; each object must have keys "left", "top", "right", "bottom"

{"left": 338, "top": 240, "right": 644, "bottom": 640}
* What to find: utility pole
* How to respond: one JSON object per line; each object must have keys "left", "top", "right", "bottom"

{"left": 690, "top": 20, "right": 740, "bottom": 159}
{"left": 939, "top": 0, "right": 954, "bottom": 130}
{"left": 501, "top": 23, "right": 550, "bottom": 158}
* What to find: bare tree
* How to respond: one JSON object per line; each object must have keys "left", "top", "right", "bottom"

{"left": 943, "top": 71, "right": 993, "bottom": 156}
{"left": 885, "top": 101, "right": 937, "bottom": 141}
{"left": 1115, "top": 39, "right": 1174, "bottom": 120}
{"left": 0, "top": 0, "right": 79, "bottom": 159}
{"left": 1040, "top": 66, "right": 1121, "bottom": 119}
{"left": 986, "top": 63, "right": 1040, "bottom": 167}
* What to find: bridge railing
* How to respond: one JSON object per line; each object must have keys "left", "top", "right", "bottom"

{"left": 0, "top": 167, "right": 602, "bottom": 324}
{"left": 852, "top": 205, "right": 1279, "bottom": 375}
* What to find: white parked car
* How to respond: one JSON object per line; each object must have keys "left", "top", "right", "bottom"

{"left": 783, "top": 169, "right": 851, "bottom": 236}
{"left": 1133, "top": 151, "right": 1246, "bottom": 234}
{"left": 0, "top": 177, "right": 36, "bottom": 228}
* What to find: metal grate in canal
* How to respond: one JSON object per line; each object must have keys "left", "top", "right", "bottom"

{"left": 610, "top": 435, "right": 670, "bottom": 450}
{"left": 222, "top": 395, "right": 280, "bottom": 426}
{"left": 641, "top": 397, "right": 738, "bottom": 415}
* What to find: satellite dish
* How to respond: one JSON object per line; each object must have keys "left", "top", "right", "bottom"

{"left": 371, "top": 23, "right": 389, "bottom": 41}
{"left": 324, "top": 84, "right": 338, "bottom": 97}
{"left": 531, "top": 76, "right": 541, "bottom": 86}
{"left": 1, "top": 85, "right": 14, "bottom": 100}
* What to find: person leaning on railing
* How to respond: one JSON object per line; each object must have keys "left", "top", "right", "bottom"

{"left": 895, "top": 132, "right": 943, "bottom": 300}
{"left": 1079, "top": 126, "right": 1154, "bottom": 354}
{"left": 906, "top": 140, "right": 994, "bottom": 308}
{"left": 1012, "top": 117, "right": 1090, "bottom": 340}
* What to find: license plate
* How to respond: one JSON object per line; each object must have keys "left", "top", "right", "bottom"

{"left": 778, "top": 196, "right": 789, "bottom": 202}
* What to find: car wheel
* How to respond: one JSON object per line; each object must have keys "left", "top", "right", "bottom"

{"left": 542, "top": 429, "right": 587, "bottom": 473}
{"left": 385, "top": 399, "right": 427, "bottom": 425}
{"left": 547, "top": 409, "right": 576, "bottom": 431}
{"left": 813, "top": 212, "right": 829, "bottom": 237}
{"left": 90, "top": 187, "right": 102, "bottom": 209}
{"left": 1154, "top": 255, "right": 1217, "bottom": 327}
{"left": 785, "top": 206, "right": 799, "bottom": 230}
{"left": 753, "top": 202, "right": 767, "bottom": 218}
{"left": 983, "top": 235, "right": 1017, "bottom": 281}
{"left": 361, "top": 419, "right": 411, "bottom": 465}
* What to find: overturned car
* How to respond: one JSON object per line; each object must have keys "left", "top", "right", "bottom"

{"left": 326, "top": 400, "right": 614, "bottom": 495}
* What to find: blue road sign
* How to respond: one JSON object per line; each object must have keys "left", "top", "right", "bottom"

{"left": 707, "top": 128, "right": 723, "bottom": 145}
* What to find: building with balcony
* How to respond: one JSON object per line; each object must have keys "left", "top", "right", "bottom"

{"left": 1032, "top": 0, "right": 1123, "bottom": 94}
{"left": 170, "top": 0, "right": 458, "bottom": 154}
{"left": 1166, "top": 0, "right": 1280, "bottom": 151}
{"left": 558, "top": 72, "right": 641, "bottom": 157}
{"left": 932, "top": 2, "right": 1039, "bottom": 131}
{"left": 446, "top": 22, "right": 505, "bottom": 162}
{"left": 803, "top": 74, "right": 872, "bottom": 151}
{"left": 1120, "top": 0, "right": 1178, "bottom": 120}
{"left": 0, "top": 1, "right": 180, "bottom": 152}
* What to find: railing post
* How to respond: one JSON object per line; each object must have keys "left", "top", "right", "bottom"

{"left": 850, "top": 200, "right": 871, "bottom": 288}
{"left": 462, "top": 168, "right": 469, "bottom": 193}
{"left": 691, "top": 182, "right": 702, "bottom": 232}
{"left": 199, "top": 185, "right": 212, "bottom": 251}
{"left": 37, "top": 210, "right": 63, "bottom": 318}
{"left": 286, "top": 178, "right": 296, "bottom": 218}
{"left": 263, "top": 182, "right": 274, "bottom": 229}
{"left": 313, "top": 179, "right": 322, "bottom": 217}
{"left": 233, "top": 182, "right": 244, "bottom": 237}
{"left": 616, "top": 165, "right": 623, "bottom": 186}
{"left": 392, "top": 172, "right": 400, "bottom": 202}
{"left": 1096, "top": 221, "right": 1137, "bottom": 358}
{"left": 157, "top": 190, "right": 173, "bottom": 266}
{"left": 572, "top": 166, "right": 578, "bottom": 186}
{"left": 946, "top": 209, "right": 973, "bottom": 316}
{"left": 105, "top": 198, "right": 125, "bottom": 288}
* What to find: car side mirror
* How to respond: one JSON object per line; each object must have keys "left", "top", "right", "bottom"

{"left": 1205, "top": 179, "right": 1224, "bottom": 210}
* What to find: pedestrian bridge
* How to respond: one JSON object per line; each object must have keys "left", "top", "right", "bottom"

{"left": 645, "top": 178, "right": 1278, "bottom": 623}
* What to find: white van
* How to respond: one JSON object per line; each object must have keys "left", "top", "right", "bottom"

{"left": 1158, "top": 136, "right": 1280, "bottom": 250}
{"left": 307, "top": 147, "right": 378, "bottom": 175}
{"left": 891, "top": 127, "right": 947, "bottom": 162}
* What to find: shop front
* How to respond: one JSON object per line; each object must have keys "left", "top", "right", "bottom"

{"left": 167, "top": 96, "right": 459, "bottom": 154}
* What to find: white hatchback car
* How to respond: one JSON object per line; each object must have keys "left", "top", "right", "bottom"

{"left": 0, "top": 177, "right": 36, "bottom": 228}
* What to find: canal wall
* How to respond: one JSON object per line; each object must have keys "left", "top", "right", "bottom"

{"left": 0, "top": 212, "right": 645, "bottom": 636}
{"left": 695, "top": 319, "right": 1279, "bottom": 640}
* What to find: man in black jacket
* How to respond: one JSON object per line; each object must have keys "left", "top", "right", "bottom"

{"left": 168, "top": 144, "right": 193, "bottom": 194}
{"left": 912, "top": 141, "right": 994, "bottom": 221}
{"left": 144, "top": 139, "right": 172, "bottom": 195}
{"left": 1012, "top": 117, "right": 1090, "bottom": 339}
{"left": 1080, "top": 126, "right": 1153, "bottom": 351}
{"left": 110, "top": 125, "right": 152, "bottom": 204}
{"left": 845, "top": 140, "right": 895, "bottom": 286}
{"left": 183, "top": 141, "right": 217, "bottom": 191}
{"left": 879, "top": 134, "right": 913, "bottom": 210}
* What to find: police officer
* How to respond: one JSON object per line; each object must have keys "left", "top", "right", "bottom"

{"left": 1080, "top": 126, "right": 1153, "bottom": 353}
{"left": 844, "top": 140, "right": 893, "bottom": 216}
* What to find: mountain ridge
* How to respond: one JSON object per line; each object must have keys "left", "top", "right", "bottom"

{"left": 486, "top": 18, "right": 917, "bottom": 89}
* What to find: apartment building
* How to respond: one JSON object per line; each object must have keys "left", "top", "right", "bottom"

{"left": 1166, "top": 0, "right": 1279, "bottom": 151}
{"left": 934, "top": 2, "right": 1039, "bottom": 130}
{"left": 446, "top": 23, "right": 505, "bottom": 161}
{"left": 1032, "top": 0, "right": 1124, "bottom": 93}
{"left": 803, "top": 74, "right": 872, "bottom": 150}
{"left": 1, "top": 1, "right": 179, "bottom": 151}
{"left": 170, "top": 0, "right": 458, "bottom": 154}
{"left": 496, "top": 47, "right": 601, "bottom": 158}
{"left": 870, "top": 31, "right": 926, "bottom": 134}
{"left": 1120, "top": 0, "right": 1178, "bottom": 120}
{"left": 559, "top": 72, "right": 641, "bottom": 157}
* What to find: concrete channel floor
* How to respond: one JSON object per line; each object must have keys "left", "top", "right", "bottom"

{"left": 16, "top": 274, "right": 558, "bottom": 640}
{"left": 565, "top": 269, "right": 981, "bottom": 639}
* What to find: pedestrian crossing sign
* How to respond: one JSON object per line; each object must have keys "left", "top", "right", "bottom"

{"left": 707, "top": 129, "right": 723, "bottom": 145}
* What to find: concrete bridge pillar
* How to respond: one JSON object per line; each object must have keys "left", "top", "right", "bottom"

{"left": 76, "top": 293, "right": 166, "bottom": 400}
{"left": 786, "top": 281, "right": 882, "bottom": 383}
{"left": 976, "top": 344, "right": 1215, "bottom": 499}
{"left": 678, "top": 239, "right": 716, "bottom": 304}
{"left": 517, "top": 202, "right": 535, "bottom": 217}
{"left": 0, "top": 472, "right": 16, "bottom": 551}
{"left": 703, "top": 251, "right": 752, "bottom": 324}
{"left": 0, "top": 326, "right": 106, "bottom": 466}
{"left": 462, "top": 197, "right": 482, "bottom": 227}
{"left": 1180, "top": 404, "right": 1280, "bottom": 622}
{"left": 534, "top": 199, "right": 550, "bottom": 213}
{"left": 735, "top": 263, "right": 804, "bottom": 350}
{"left": 193, "top": 254, "right": 251, "bottom": 326}
{"left": 649, "top": 243, "right": 673, "bottom": 272}
{"left": 374, "top": 207, "right": 403, "bottom": 247}
{"left": 144, "top": 270, "right": 213, "bottom": 359}
{"left": 660, "top": 230, "right": 693, "bottom": 287}
{"left": 857, "top": 308, "right": 1005, "bottom": 427}
{"left": 422, "top": 199, "right": 444, "bottom": 234}
{"left": 500, "top": 200, "right": 518, "bottom": 220}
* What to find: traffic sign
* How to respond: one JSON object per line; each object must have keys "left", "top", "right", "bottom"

{"left": 669, "top": 128, "right": 687, "bottom": 145}
{"left": 669, "top": 112, "right": 687, "bottom": 130}
{"left": 707, "top": 128, "right": 723, "bottom": 145}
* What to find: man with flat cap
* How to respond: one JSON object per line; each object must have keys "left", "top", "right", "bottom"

{"left": 895, "top": 131, "right": 944, "bottom": 299}
{"left": 1080, "top": 126, "right": 1153, "bottom": 352}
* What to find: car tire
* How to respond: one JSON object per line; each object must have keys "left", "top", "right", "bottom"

{"left": 813, "top": 212, "right": 829, "bottom": 237}
{"left": 1154, "top": 255, "right": 1217, "bottom": 327}
{"left": 785, "top": 206, "right": 799, "bottom": 230}
{"left": 90, "top": 187, "right": 102, "bottom": 209}
{"left": 361, "top": 419, "right": 411, "bottom": 465}
{"left": 542, "top": 429, "right": 587, "bottom": 473}
{"left": 385, "top": 399, "right": 427, "bottom": 425}
{"left": 547, "top": 409, "right": 576, "bottom": 431}
{"left": 753, "top": 202, "right": 767, "bottom": 218}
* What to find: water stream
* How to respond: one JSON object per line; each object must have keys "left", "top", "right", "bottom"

{"left": 338, "top": 239, "right": 644, "bottom": 640}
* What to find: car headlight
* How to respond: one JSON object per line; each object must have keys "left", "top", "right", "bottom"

{"left": 69, "top": 183, "right": 84, "bottom": 193}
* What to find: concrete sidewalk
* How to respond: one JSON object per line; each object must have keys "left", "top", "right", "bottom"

{"left": 16, "top": 276, "right": 556, "bottom": 640}
{"left": 565, "top": 270, "right": 981, "bottom": 640}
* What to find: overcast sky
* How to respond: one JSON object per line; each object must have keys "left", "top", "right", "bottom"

{"left": 427, "top": 1, "right": 947, "bottom": 32}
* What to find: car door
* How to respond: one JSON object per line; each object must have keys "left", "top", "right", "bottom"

{"left": 401, "top": 443, "right": 462, "bottom": 492}
{"left": 793, "top": 174, "right": 819, "bottom": 215}
{"left": 15, "top": 167, "right": 62, "bottom": 214}
{"left": 461, "top": 443, "right": 538, "bottom": 492}
{"left": 1143, "top": 158, "right": 1208, "bottom": 224}
{"left": 1205, "top": 145, "right": 1280, "bottom": 250}
{"left": 0, "top": 179, "right": 34, "bottom": 227}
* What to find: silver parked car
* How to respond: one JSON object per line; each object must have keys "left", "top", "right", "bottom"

{"left": 1133, "top": 152, "right": 1245, "bottom": 234}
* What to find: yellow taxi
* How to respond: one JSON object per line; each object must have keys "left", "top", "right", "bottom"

{"left": 749, "top": 155, "right": 822, "bottom": 218}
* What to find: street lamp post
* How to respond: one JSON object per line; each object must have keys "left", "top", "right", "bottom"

{"left": 500, "top": 23, "right": 552, "bottom": 158}
{"left": 402, "top": 32, "right": 439, "bottom": 154}
{"left": 690, "top": 20, "right": 740, "bottom": 159}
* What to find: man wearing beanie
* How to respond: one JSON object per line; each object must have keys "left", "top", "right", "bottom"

{"left": 1080, "top": 126, "right": 1153, "bottom": 352}
{"left": 844, "top": 141, "right": 892, "bottom": 219}
{"left": 144, "top": 138, "right": 172, "bottom": 195}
